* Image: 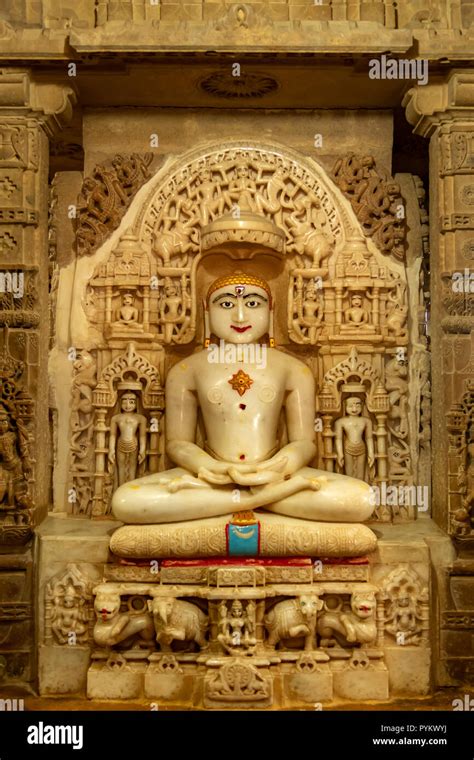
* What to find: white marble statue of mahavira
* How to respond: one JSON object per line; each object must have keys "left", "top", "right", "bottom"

{"left": 112, "top": 271, "right": 373, "bottom": 527}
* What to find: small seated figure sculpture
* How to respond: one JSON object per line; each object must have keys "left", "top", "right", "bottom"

{"left": 51, "top": 586, "right": 89, "bottom": 645}
{"left": 340, "top": 294, "right": 375, "bottom": 333}
{"left": 112, "top": 273, "right": 373, "bottom": 527}
{"left": 217, "top": 600, "right": 256, "bottom": 654}
{"left": 334, "top": 397, "right": 375, "bottom": 481}
{"left": 385, "top": 592, "right": 422, "bottom": 645}
{"left": 112, "top": 293, "right": 142, "bottom": 331}
{"left": 108, "top": 392, "right": 147, "bottom": 486}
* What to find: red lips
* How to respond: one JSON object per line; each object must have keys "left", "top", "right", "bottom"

{"left": 231, "top": 325, "right": 251, "bottom": 333}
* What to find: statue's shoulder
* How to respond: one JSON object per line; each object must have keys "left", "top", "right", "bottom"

{"left": 166, "top": 351, "right": 203, "bottom": 380}
{"left": 272, "top": 348, "right": 313, "bottom": 374}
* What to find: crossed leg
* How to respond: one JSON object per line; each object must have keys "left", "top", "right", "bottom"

{"left": 112, "top": 466, "right": 373, "bottom": 524}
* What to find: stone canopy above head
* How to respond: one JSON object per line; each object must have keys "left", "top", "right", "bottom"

{"left": 200, "top": 211, "right": 286, "bottom": 258}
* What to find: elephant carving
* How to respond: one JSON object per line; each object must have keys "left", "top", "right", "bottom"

{"left": 148, "top": 596, "right": 208, "bottom": 652}
{"left": 264, "top": 595, "right": 323, "bottom": 651}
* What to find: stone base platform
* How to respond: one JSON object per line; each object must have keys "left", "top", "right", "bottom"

{"left": 110, "top": 513, "right": 377, "bottom": 558}
{"left": 36, "top": 514, "right": 453, "bottom": 706}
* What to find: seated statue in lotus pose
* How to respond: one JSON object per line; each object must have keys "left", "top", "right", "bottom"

{"left": 112, "top": 272, "right": 373, "bottom": 530}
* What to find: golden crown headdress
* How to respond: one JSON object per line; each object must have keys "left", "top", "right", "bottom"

{"left": 206, "top": 272, "right": 272, "bottom": 306}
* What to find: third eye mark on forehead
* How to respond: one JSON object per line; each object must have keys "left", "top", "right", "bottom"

{"left": 212, "top": 292, "right": 268, "bottom": 304}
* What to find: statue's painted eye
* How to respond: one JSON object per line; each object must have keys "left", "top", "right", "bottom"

{"left": 220, "top": 301, "right": 235, "bottom": 309}
{"left": 246, "top": 300, "right": 261, "bottom": 308}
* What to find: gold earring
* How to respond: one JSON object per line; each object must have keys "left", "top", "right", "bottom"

{"left": 269, "top": 309, "right": 275, "bottom": 348}
{"left": 203, "top": 301, "right": 211, "bottom": 348}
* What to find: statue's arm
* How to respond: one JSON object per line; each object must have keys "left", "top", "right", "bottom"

{"left": 268, "top": 362, "right": 316, "bottom": 475}
{"left": 334, "top": 418, "right": 344, "bottom": 468}
{"left": 138, "top": 416, "right": 147, "bottom": 463}
{"left": 165, "top": 361, "right": 228, "bottom": 476}
{"left": 365, "top": 418, "right": 375, "bottom": 467}
{"left": 108, "top": 416, "right": 117, "bottom": 463}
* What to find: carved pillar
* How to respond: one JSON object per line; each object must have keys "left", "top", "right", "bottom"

{"left": 0, "top": 69, "right": 75, "bottom": 527}
{"left": 404, "top": 72, "right": 474, "bottom": 534}
{"left": 0, "top": 69, "right": 75, "bottom": 689}
{"left": 404, "top": 71, "right": 474, "bottom": 684}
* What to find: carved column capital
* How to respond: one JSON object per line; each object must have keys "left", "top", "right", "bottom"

{"left": 403, "top": 71, "right": 474, "bottom": 137}
{"left": 0, "top": 68, "right": 76, "bottom": 136}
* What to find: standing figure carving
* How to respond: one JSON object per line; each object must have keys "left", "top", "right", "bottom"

{"left": 334, "top": 397, "right": 375, "bottom": 481}
{"left": 108, "top": 392, "right": 147, "bottom": 486}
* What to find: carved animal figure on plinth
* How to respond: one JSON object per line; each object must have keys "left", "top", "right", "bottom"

{"left": 148, "top": 597, "right": 208, "bottom": 652}
{"left": 264, "top": 595, "right": 323, "bottom": 650}
{"left": 318, "top": 593, "right": 377, "bottom": 647}
{"left": 93, "top": 591, "right": 155, "bottom": 649}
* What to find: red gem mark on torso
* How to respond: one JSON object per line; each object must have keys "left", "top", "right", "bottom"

{"left": 228, "top": 369, "right": 254, "bottom": 396}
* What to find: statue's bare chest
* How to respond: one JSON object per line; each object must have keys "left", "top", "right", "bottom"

{"left": 194, "top": 361, "right": 284, "bottom": 416}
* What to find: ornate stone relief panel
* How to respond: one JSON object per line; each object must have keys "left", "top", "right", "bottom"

{"left": 63, "top": 142, "right": 421, "bottom": 522}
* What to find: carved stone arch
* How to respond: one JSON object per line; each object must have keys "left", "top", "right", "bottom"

{"left": 134, "top": 140, "right": 359, "bottom": 250}
{"left": 93, "top": 342, "right": 163, "bottom": 410}
{"left": 318, "top": 347, "right": 387, "bottom": 414}
{"left": 127, "top": 140, "right": 395, "bottom": 346}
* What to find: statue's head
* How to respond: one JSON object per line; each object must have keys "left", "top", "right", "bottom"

{"left": 305, "top": 282, "right": 319, "bottom": 300}
{"left": 0, "top": 408, "right": 9, "bottom": 433}
{"left": 345, "top": 397, "right": 363, "bottom": 417}
{"left": 231, "top": 600, "right": 243, "bottom": 617}
{"left": 122, "top": 293, "right": 134, "bottom": 306}
{"left": 164, "top": 282, "right": 178, "bottom": 297}
{"left": 350, "top": 294, "right": 363, "bottom": 307}
{"left": 235, "top": 162, "right": 250, "bottom": 179}
{"left": 199, "top": 168, "right": 212, "bottom": 182}
{"left": 120, "top": 392, "right": 137, "bottom": 412}
{"left": 205, "top": 272, "right": 273, "bottom": 345}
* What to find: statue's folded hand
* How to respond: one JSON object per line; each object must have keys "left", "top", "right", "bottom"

{"left": 227, "top": 467, "right": 284, "bottom": 486}
{"left": 197, "top": 467, "right": 233, "bottom": 486}
{"left": 158, "top": 474, "right": 210, "bottom": 492}
{"left": 255, "top": 455, "right": 288, "bottom": 474}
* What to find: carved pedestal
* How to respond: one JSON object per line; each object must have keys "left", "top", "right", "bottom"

{"left": 80, "top": 549, "right": 437, "bottom": 707}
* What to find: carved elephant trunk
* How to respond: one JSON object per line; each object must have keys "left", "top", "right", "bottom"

{"left": 148, "top": 597, "right": 208, "bottom": 652}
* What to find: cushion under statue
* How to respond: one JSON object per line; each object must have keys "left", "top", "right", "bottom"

{"left": 110, "top": 272, "right": 376, "bottom": 559}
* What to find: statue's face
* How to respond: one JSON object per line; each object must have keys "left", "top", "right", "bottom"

{"left": 123, "top": 294, "right": 133, "bottom": 306}
{"left": 208, "top": 284, "right": 271, "bottom": 344}
{"left": 351, "top": 296, "right": 362, "bottom": 307}
{"left": 0, "top": 417, "right": 9, "bottom": 433}
{"left": 345, "top": 398, "right": 362, "bottom": 417}
{"left": 121, "top": 394, "right": 137, "bottom": 412}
